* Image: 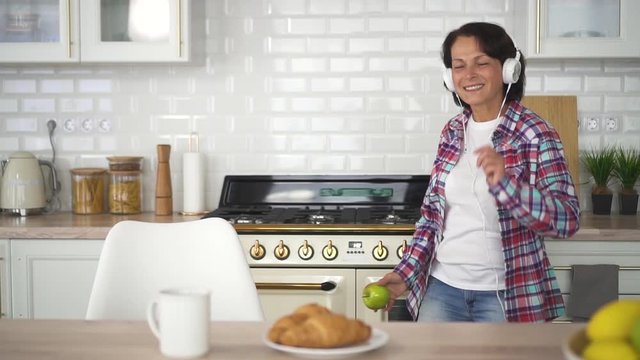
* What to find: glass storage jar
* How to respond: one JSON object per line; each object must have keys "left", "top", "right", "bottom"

{"left": 109, "top": 170, "right": 142, "bottom": 214}
{"left": 70, "top": 168, "right": 107, "bottom": 214}
{"left": 107, "top": 156, "right": 143, "bottom": 171}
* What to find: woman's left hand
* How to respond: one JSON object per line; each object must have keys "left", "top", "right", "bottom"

{"left": 474, "top": 145, "right": 505, "bottom": 186}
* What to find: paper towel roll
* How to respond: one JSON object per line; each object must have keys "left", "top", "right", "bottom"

{"left": 182, "top": 152, "right": 206, "bottom": 213}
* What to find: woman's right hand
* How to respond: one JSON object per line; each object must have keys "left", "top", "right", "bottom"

{"left": 376, "top": 271, "right": 408, "bottom": 312}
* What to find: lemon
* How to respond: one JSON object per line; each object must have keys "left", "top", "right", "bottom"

{"left": 582, "top": 340, "right": 637, "bottom": 360}
{"left": 586, "top": 300, "right": 640, "bottom": 341}
{"left": 631, "top": 319, "right": 640, "bottom": 352}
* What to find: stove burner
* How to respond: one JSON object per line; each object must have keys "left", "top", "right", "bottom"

{"left": 230, "top": 215, "right": 264, "bottom": 225}
{"left": 380, "top": 214, "right": 402, "bottom": 225}
{"left": 307, "top": 214, "right": 335, "bottom": 224}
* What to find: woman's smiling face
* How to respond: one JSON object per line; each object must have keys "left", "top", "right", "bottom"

{"left": 450, "top": 36, "right": 505, "bottom": 120}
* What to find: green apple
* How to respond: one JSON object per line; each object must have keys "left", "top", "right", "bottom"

{"left": 362, "top": 284, "right": 390, "bottom": 310}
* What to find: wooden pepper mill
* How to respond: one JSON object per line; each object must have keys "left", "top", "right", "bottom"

{"left": 155, "top": 144, "right": 173, "bottom": 215}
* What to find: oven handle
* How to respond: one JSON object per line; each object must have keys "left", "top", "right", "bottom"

{"left": 255, "top": 281, "right": 337, "bottom": 291}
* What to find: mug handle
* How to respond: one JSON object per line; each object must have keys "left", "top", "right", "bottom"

{"left": 147, "top": 300, "right": 161, "bottom": 339}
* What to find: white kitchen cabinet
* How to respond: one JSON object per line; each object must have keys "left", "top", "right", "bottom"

{"left": 546, "top": 240, "right": 640, "bottom": 322}
{"left": 515, "top": 0, "right": 640, "bottom": 58}
{"left": 10, "top": 239, "right": 103, "bottom": 319}
{"left": 0, "top": 239, "right": 10, "bottom": 319}
{"left": 0, "top": 0, "right": 190, "bottom": 63}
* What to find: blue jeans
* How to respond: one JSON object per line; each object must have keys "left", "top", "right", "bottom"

{"left": 417, "top": 276, "right": 507, "bottom": 322}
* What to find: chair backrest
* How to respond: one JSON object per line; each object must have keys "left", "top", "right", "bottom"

{"left": 85, "top": 217, "right": 264, "bottom": 321}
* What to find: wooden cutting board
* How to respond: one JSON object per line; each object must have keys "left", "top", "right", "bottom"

{"left": 521, "top": 96, "right": 579, "bottom": 193}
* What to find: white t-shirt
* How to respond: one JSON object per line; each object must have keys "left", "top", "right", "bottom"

{"left": 430, "top": 116, "right": 506, "bottom": 291}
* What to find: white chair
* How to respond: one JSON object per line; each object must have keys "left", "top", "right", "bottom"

{"left": 85, "top": 217, "right": 264, "bottom": 321}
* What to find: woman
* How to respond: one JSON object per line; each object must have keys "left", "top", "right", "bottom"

{"left": 377, "top": 22, "right": 580, "bottom": 322}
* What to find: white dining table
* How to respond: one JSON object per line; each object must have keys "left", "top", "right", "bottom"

{"left": 0, "top": 319, "right": 583, "bottom": 359}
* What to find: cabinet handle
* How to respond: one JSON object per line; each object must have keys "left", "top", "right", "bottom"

{"left": 554, "top": 266, "right": 640, "bottom": 271}
{"left": 177, "top": 0, "right": 183, "bottom": 58}
{"left": 256, "top": 281, "right": 337, "bottom": 292}
{"left": 67, "top": 0, "right": 72, "bottom": 58}
{"left": 535, "top": 0, "right": 541, "bottom": 54}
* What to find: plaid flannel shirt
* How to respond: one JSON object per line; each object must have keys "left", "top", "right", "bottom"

{"left": 395, "top": 100, "right": 580, "bottom": 322}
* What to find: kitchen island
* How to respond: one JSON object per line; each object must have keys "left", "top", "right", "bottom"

{"left": 0, "top": 319, "right": 583, "bottom": 359}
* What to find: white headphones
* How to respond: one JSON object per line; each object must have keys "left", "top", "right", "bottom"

{"left": 443, "top": 48, "right": 521, "bottom": 93}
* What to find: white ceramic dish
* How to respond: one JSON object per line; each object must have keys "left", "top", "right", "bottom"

{"left": 562, "top": 328, "right": 587, "bottom": 360}
{"left": 263, "top": 328, "right": 389, "bottom": 359}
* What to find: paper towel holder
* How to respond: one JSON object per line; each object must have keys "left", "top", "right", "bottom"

{"left": 179, "top": 132, "right": 209, "bottom": 217}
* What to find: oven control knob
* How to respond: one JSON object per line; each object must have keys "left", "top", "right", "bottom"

{"left": 298, "top": 240, "right": 314, "bottom": 260}
{"left": 250, "top": 240, "right": 266, "bottom": 260}
{"left": 397, "top": 240, "right": 408, "bottom": 259}
{"left": 372, "top": 241, "right": 388, "bottom": 261}
{"left": 322, "top": 240, "right": 338, "bottom": 261}
{"left": 274, "top": 240, "right": 290, "bottom": 260}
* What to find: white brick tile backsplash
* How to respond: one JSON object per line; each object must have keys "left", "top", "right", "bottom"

{"left": 0, "top": 137, "right": 19, "bottom": 151}
{"left": 329, "top": 134, "right": 365, "bottom": 152}
{"left": 290, "top": 18, "right": 327, "bottom": 34}
{"left": 309, "top": 155, "right": 347, "bottom": 171}
{"left": 349, "top": 38, "right": 385, "bottom": 53}
{"left": 427, "top": 0, "right": 463, "bottom": 12}
{"left": 0, "top": 99, "right": 19, "bottom": 112}
{"left": 369, "top": 57, "right": 404, "bottom": 72}
{"left": 348, "top": 154, "right": 385, "bottom": 172}
{"left": 2, "top": 0, "right": 639, "bottom": 213}
{"left": 349, "top": 77, "right": 384, "bottom": 92}
{"left": 605, "top": 97, "right": 640, "bottom": 112}
{"left": 407, "top": 17, "right": 444, "bottom": 32}
{"left": 311, "top": 78, "right": 345, "bottom": 92}
{"left": 465, "top": 0, "right": 506, "bottom": 13}
{"left": 269, "top": 154, "right": 307, "bottom": 171}
{"left": 584, "top": 76, "right": 622, "bottom": 92}
{"left": 544, "top": 75, "right": 582, "bottom": 92}
{"left": 367, "top": 135, "right": 404, "bottom": 152}
{"left": 308, "top": 38, "right": 346, "bottom": 53}
{"left": 3, "top": 79, "right": 36, "bottom": 93}
{"left": 78, "top": 79, "right": 113, "bottom": 93}
{"left": 309, "top": 0, "right": 346, "bottom": 15}
{"left": 291, "top": 58, "right": 327, "bottom": 72}
{"left": 329, "top": 18, "right": 365, "bottom": 34}
{"left": 5, "top": 117, "right": 38, "bottom": 132}
{"left": 330, "top": 57, "right": 365, "bottom": 72}
{"left": 23, "top": 98, "right": 56, "bottom": 112}
{"left": 330, "top": 97, "right": 364, "bottom": 112}
{"left": 41, "top": 79, "right": 74, "bottom": 93}
{"left": 59, "top": 98, "right": 93, "bottom": 113}
{"left": 291, "top": 135, "right": 327, "bottom": 151}
{"left": 368, "top": 17, "right": 404, "bottom": 32}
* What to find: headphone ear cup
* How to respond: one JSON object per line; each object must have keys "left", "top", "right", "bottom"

{"left": 442, "top": 68, "right": 455, "bottom": 92}
{"left": 502, "top": 57, "right": 521, "bottom": 84}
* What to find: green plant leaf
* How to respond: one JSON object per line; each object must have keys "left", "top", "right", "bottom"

{"left": 613, "top": 147, "right": 640, "bottom": 193}
{"left": 581, "top": 146, "right": 617, "bottom": 192}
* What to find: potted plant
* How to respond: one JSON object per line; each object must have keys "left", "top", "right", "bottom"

{"left": 613, "top": 147, "right": 640, "bottom": 215}
{"left": 582, "top": 146, "right": 617, "bottom": 215}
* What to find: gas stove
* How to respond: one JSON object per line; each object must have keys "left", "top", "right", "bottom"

{"left": 202, "top": 175, "right": 429, "bottom": 266}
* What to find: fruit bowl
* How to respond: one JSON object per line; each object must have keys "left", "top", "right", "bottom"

{"left": 562, "top": 328, "right": 587, "bottom": 360}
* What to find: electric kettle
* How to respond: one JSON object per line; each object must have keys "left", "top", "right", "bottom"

{"left": 0, "top": 151, "right": 59, "bottom": 216}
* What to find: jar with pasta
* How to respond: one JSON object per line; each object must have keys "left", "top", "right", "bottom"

{"left": 70, "top": 168, "right": 107, "bottom": 214}
{"left": 109, "top": 170, "right": 142, "bottom": 214}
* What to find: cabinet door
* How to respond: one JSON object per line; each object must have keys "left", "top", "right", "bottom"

{"left": 79, "top": 0, "right": 190, "bottom": 62}
{"left": 521, "top": 0, "right": 640, "bottom": 58}
{"left": 0, "top": 0, "right": 80, "bottom": 63}
{"left": 0, "top": 240, "right": 9, "bottom": 319}
{"left": 10, "top": 239, "right": 103, "bottom": 319}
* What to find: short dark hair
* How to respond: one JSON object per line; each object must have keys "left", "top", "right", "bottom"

{"left": 441, "top": 22, "right": 526, "bottom": 108}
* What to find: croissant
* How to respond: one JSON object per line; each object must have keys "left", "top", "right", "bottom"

{"left": 268, "top": 303, "right": 372, "bottom": 348}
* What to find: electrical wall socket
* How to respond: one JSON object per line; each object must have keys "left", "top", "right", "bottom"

{"left": 582, "top": 116, "right": 600, "bottom": 132}
{"left": 603, "top": 117, "right": 619, "bottom": 132}
{"left": 62, "top": 118, "right": 111, "bottom": 133}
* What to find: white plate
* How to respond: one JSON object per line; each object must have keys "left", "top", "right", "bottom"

{"left": 263, "top": 328, "right": 389, "bottom": 359}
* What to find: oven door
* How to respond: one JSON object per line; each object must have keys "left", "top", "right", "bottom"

{"left": 251, "top": 268, "right": 356, "bottom": 323}
{"left": 356, "top": 269, "right": 412, "bottom": 323}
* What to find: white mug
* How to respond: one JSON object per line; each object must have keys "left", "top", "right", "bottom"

{"left": 147, "top": 288, "right": 211, "bottom": 358}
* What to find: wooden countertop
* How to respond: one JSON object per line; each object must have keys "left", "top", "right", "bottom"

{"left": 0, "top": 211, "right": 638, "bottom": 241}
{"left": 0, "top": 320, "right": 583, "bottom": 360}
